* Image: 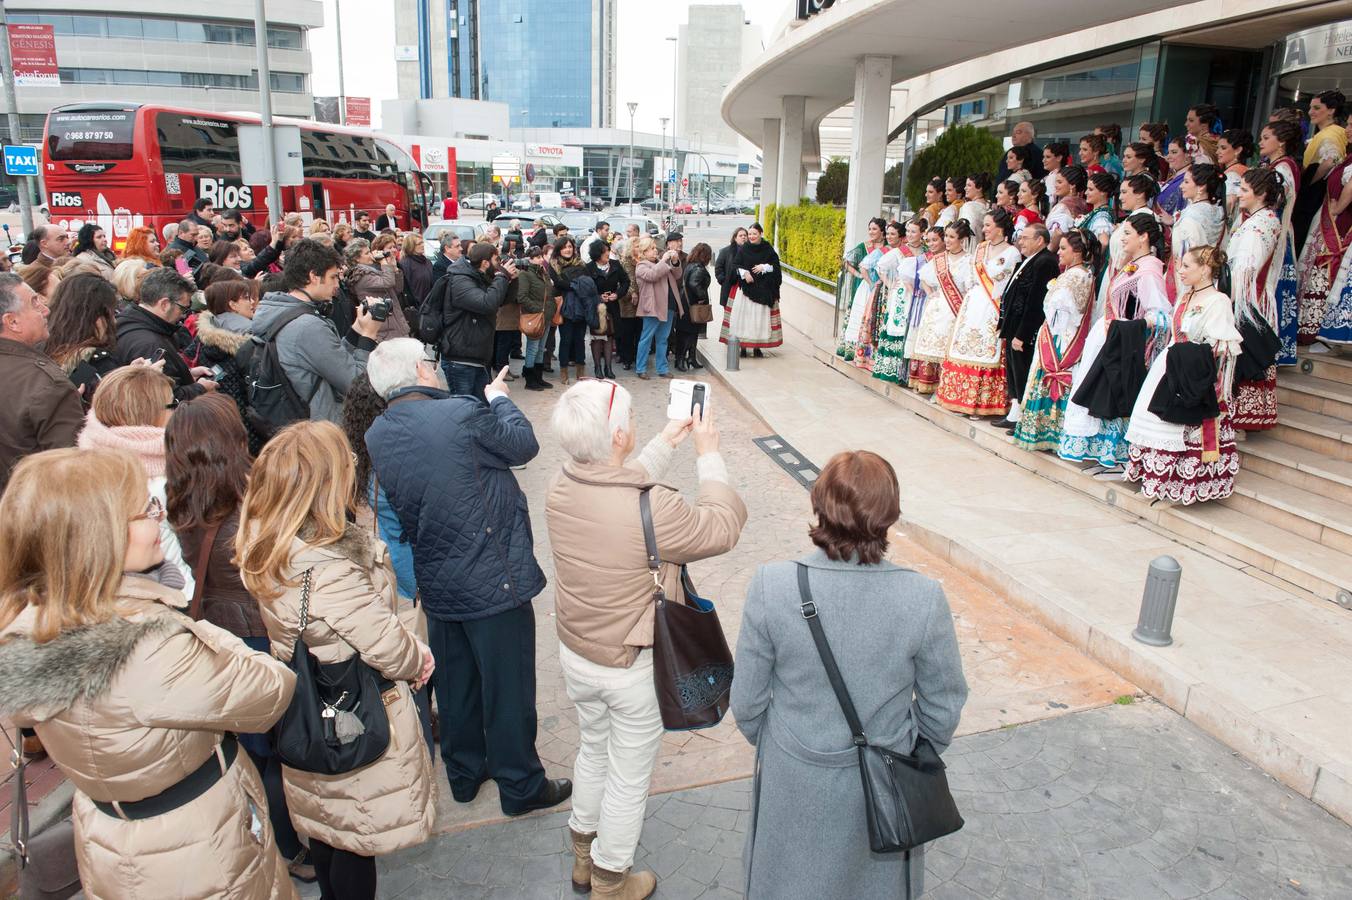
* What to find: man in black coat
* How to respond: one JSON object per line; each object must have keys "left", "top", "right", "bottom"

{"left": 440, "top": 243, "right": 517, "bottom": 400}
{"left": 996, "top": 121, "right": 1044, "bottom": 182}
{"left": 998, "top": 223, "right": 1059, "bottom": 427}
{"left": 167, "top": 220, "right": 209, "bottom": 271}
{"left": 115, "top": 269, "right": 218, "bottom": 400}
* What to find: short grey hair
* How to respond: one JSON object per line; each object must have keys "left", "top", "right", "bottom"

{"left": 439, "top": 232, "right": 459, "bottom": 250}
{"left": 343, "top": 238, "right": 371, "bottom": 265}
{"left": 0, "top": 272, "right": 25, "bottom": 317}
{"left": 161, "top": 222, "right": 178, "bottom": 244}
{"left": 176, "top": 219, "right": 196, "bottom": 237}
{"left": 367, "top": 337, "right": 426, "bottom": 399}
{"left": 550, "top": 380, "right": 633, "bottom": 463}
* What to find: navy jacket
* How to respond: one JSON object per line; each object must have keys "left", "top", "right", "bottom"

{"left": 365, "top": 386, "right": 545, "bottom": 621}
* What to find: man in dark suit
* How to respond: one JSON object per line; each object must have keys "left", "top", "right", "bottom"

{"left": 998, "top": 223, "right": 1059, "bottom": 428}
{"left": 996, "top": 121, "right": 1044, "bottom": 182}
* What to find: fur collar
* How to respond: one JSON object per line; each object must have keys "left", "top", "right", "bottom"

{"left": 0, "top": 614, "right": 183, "bottom": 719}
{"left": 195, "top": 310, "right": 251, "bottom": 355}
{"left": 295, "top": 522, "right": 379, "bottom": 570}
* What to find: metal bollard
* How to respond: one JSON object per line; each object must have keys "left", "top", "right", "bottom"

{"left": 1132, "top": 555, "right": 1182, "bottom": 646}
{"left": 726, "top": 336, "right": 740, "bottom": 371}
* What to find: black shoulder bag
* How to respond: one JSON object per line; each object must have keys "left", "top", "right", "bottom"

{"left": 273, "top": 569, "right": 394, "bottom": 774}
{"left": 640, "top": 487, "right": 734, "bottom": 731}
{"left": 796, "top": 563, "right": 964, "bottom": 853}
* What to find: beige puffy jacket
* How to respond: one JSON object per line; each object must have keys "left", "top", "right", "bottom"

{"left": 545, "top": 438, "right": 748, "bottom": 668}
{"left": 257, "top": 524, "right": 435, "bottom": 856}
{"left": 0, "top": 576, "right": 298, "bottom": 900}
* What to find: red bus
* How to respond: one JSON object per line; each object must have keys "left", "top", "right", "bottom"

{"left": 42, "top": 103, "right": 431, "bottom": 249}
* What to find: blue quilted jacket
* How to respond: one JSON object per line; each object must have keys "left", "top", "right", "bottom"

{"left": 365, "top": 386, "right": 546, "bottom": 621}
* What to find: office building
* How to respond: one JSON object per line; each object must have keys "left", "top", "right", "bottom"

{"left": 676, "top": 4, "right": 760, "bottom": 148}
{"left": 395, "top": 0, "right": 615, "bottom": 128}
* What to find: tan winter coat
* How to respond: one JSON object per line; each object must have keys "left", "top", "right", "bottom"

{"left": 0, "top": 576, "right": 298, "bottom": 900}
{"left": 545, "top": 445, "right": 748, "bottom": 668}
{"left": 257, "top": 524, "right": 435, "bottom": 856}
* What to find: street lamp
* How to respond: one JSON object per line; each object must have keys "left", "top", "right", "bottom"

{"left": 659, "top": 117, "right": 669, "bottom": 219}
{"left": 518, "top": 109, "right": 529, "bottom": 208}
{"left": 666, "top": 35, "right": 678, "bottom": 224}
{"left": 624, "top": 101, "right": 637, "bottom": 208}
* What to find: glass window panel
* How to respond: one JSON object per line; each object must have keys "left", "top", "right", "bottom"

{"left": 142, "top": 18, "right": 177, "bottom": 40}
{"left": 70, "top": 16, "right": 107, "bottom": 36}
{"left": 177, "top": 22, "right": 206, "bottom": 42}
{"left": 107, "top": 17, "right": 142, "bottom": 38}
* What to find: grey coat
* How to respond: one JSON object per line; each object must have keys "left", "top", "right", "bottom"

{"left": 249, "top": 292, "right": 375, "bottom": 425}
{"left": 730, "top": 549, "right": 968, "bottom": 900}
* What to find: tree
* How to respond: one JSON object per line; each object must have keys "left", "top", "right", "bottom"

{"left": 816, "top": 157, "right": 849, "bottom": 205}
{"left": 884, "top": 161, "right": 904, "bottom": 201}
{"left": 904, "top": 124, "right": 1004, "bottom": 210}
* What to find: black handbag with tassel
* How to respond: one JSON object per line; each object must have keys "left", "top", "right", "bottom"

{"left": 273, "top": 569, "right": 394, "bottom": 774}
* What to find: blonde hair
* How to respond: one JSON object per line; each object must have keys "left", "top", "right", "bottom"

{"left": 91, "top": 366, "right": 174, "bottom": 428}
{"left": 1186, "top": 244, "right": 1229, "bottom": 278}
{"left": 633, "top": 237, "right": 657, "bottom": 261}
{"left": 333, "top": 222, "right": 353, "bottom": 241}
{"left": 236, "top": 421, "right": 356, "bottom": 601}
{"left": 309, "top": 218, "right": 331, "bottom": 235}
{"left": 400, "top": 232, "right": 424, "bottom": 255}
{"left": 111, "top": 258, "right": 151, "bottom": 303}
{"left": 0, "top": 448, "right": 145, "bottom": 642}
{"left": 371, "top": 233, "right": 398, "bottom": 253}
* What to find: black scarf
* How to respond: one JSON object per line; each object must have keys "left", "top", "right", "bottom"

{"left": 733, "top": 240, "right": 781, "bottom": 306}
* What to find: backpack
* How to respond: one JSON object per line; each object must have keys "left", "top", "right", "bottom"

{"left": 418, "top": 274, "right": 451, "bottom": 345}
{"left": 236, "top": 306, "right": 312, "bottom": 439}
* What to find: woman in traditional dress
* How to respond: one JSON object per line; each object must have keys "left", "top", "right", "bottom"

{"left": 1046, "top": 164, "right": 1089, "bottom": 252}
{"left": 1096, "top": 124, "right": 1125, "bottom": 178}
{"left": 1170, "top": 164, "right": 1227, "bottom": 300}
{"left": 1126, "top": 246, "right": 1243, "bottom": 504}
{"left": 904, "top": 226, "right": 945, "bottom": 389}
{"left": 1079, "top": 171, "right": 1119, "bottom": 254}
{"left": 731, "top": 222, "right": 784, "bottom": 356}
{"left": 1218, "top": 128, "right": 1254, "bottom": 235}
{"left": 1298, "top": 114, "right": 1352, "bottom": 345}
{"left": 1157, "top": 137, "right": 1191, "bottom": 225}
{"left": 1185, "top": 104, "right": 1220, "bottom": 164}
{"left": 1121, "top": 142, "right": 1160, "bottom": 183}
{"left": 1014, "top": 179, "right": 1047, "bottom": 238}
{"left": 1059, "top": 214, "right": 1172, "bottom": 472}
{"left": 1293, "top": 91, "right": 1348, "bottom": 262}
{"left": 920, "top": 178, "right": 946, "bottom": 231}
{"left": 995, "top": 180, "right": 1020, "bottom": 218}
{"left": 1226, "top": 168, "right": 1286, "bottom": 430}
{"left": 1259, "top": 120, "right": 1305, "bottom": 365}
{"left": 1012, "top": 229, "right": 1101, "bottom": 451}
{"left": 836, "top": 217, "right": 887, "bottom": 362}
{"left": 1078, "top": 133, "right": 1108, "bottom": 175}
{"left": 851, "top": 220, "right": 903, "bottom": 371}
{"left": 716, "top": 226, "right": 749, "bottom": 352}
{"left": 936, "top": 177, "right": 964, "bottom": 228}
{"left": 909, "top": 220, "right": 975, "bottom": 395}
{"left": 937, "top": 209, "right": 1021, "bottom": 417}
{"left": 873, "top": 218, "right": 929, "bottom": 385}
{"left": 1043, "top": 141, "right": 1070, "bottom": 202}
{"left": 1098, "top": 174, "right": 1160, "bottom": 317}
{"left": 1005, "top": 145, "right": 1036, "bottom": 185}
{"left": 1139, "top": 123, "right": 1171, "bottom": 181}
{"left": 960, "top": 174, "right": 992, "bottom": 239}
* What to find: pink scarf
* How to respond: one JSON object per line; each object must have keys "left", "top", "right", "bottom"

{"left": 77, "top": 411, "right": 167, "bottom": 479}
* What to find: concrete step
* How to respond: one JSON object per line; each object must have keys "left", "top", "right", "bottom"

{"left": 1222, "top": 470, "right": 1352, "bottom": 555}
{"left": 1297, "top": 348, "right": 1352, "bottom": 385}
{"left": 1238, "top": 434, "right": 1352, "bottom": 505}
{"left": 1277, "top": 372, "right": 1352, "bottom": 422}
{"left": 1160, "top": 502, "right": 1352, "bottom": 607}
{"left": 1266, "top": 405, "right": 1352, "bottom": 462}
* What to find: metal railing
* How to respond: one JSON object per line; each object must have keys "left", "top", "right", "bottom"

{"left": 780, "top": 261, "right": 836, "bottom": 290}
{"left": 779, "top": 260, "right": 848, "bottom": 338}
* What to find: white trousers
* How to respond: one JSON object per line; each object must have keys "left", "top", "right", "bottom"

{"left": 559, "top": 642, "right": 664, "bottom": 872}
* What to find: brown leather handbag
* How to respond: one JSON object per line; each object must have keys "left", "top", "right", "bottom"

{"left": 639, "top": 487, "right": 733, "bottom": 731}
{"left": 519, "top": 310, "right": 547, "bottom": 340}
{"left": 689, "top": 303, "right": 714, "bottom": 324}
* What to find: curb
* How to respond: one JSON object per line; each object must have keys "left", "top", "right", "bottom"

{"left": 697, "top": 343, "right": 1352, "bottom": 828}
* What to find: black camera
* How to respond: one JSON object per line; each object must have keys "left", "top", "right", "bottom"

{"left": 361, "top": 298, "right": 391, "bottom": 322}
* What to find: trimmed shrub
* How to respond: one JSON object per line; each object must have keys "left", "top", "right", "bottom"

{"left": 904, "top": 124, "right": 1004, "bottom": 209}
{"left": 815, "top": 157, "right": 849, "bottom": 205}
{"left": 765, "top": 199, "right": 846, "bottom": 285}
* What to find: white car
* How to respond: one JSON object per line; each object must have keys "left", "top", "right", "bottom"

{"left": 461, "top": 193, "right": 497, "bottom": 210}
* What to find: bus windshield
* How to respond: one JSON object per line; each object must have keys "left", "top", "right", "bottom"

{"left": 47, "top": 110, "right": 136, "bottom": 161}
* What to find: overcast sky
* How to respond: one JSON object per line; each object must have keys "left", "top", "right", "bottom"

{"left": 308, "top": 0, "right": 784, "bottom": 132}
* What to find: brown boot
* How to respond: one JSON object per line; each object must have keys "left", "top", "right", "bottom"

{"left": 560, "top": 364, "right": 570, "bottom": 385}
{"left": 575, "top": 363, "right": 587, "bottom": 383}
{"left": 591, "top": 864, "right": 656, "bottom": 899}
{"left": 569, "top": 829, "right": 596, "bottom": 894}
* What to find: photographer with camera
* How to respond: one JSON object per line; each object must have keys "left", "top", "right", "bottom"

{"left": 344, "top": 238, "right": 410, "bottom": 343}
{"left": 441, "top": 243, "right": 517, "bottom": 401}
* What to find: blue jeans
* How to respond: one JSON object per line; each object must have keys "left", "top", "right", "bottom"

{"left": 442, "top": 360, "right": 490, "bottom": 401}
{"left": 635, "top": 315, "right": 673, "bottom": 375}
{"left": 524, "top": 336, "right": 543, "bottom": 367}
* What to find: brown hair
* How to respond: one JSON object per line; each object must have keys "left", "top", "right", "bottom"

{"left": 18, "top": 262, "right": 57, "bottom": 298}
{"left": 687, "top": 242, "right": 713, "bottom": 268}
{"left": 165, "top": 393, "right": 252, "bottom": 531}
{"left": 205, "top": 279, "right": 253, "bottom": 316}
{"left": 371, "top": 233, "right": 398, "bottom": 253}
{"left": 808, "top": 451, "right": 900, "bottom": 565}
{"left": 1186, "top": 244, "right": 1229, "bottom": 279}
{"left": 44, "top": 273, "right": 120, "bottom": 366}
{"left": 236, "top": 420, "right": 355, "bottom": 601}
{"left": 90, "top": 366, "right": 174, "bottom": 428}
{"left": 0, "top": 447, "right": 145, "bottom": 641}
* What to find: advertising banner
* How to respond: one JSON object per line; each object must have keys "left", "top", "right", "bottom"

{"left": 344, "top": 97, "right": 371, "bottom": 128}
{"left": 8, "top": 24, "right": 58, "bottom": 87}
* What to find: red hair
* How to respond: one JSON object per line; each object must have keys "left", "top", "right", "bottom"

{"left": 122, "top": 227, "right": 160, "bottom": 266}
{"left": 809, "top": 451, "right": 900, "bottom": 565}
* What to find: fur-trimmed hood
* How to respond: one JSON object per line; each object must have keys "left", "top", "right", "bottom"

{"left": 292, "top": 521, "right": 382, "bottom": 571}
{"left": 195, "top": 310, "right": 252, "bottom": 355}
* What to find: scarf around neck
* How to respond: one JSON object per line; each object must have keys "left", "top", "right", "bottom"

{"left": 76, "top": 411, "right": 167, "bottom": 479}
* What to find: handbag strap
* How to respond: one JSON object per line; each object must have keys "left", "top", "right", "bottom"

{"left": 297, "top": 568, "right": 314, "bottom": 633}
{"left": 638, "top": 488, "right": 667, "bottom": 604}
{"left": 2, "top": 724, "right": 28, "bottom": 865}
{"left": 796, "top": 563, "right": 868, "bottom": 747}
{"left": 187, "top": 520, "right": 223, "bottom": 621}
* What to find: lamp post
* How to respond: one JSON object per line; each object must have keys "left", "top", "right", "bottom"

{"left": 625, "top": 101, "right": 637, "bottom": 208}
{"left": 659, "top": 117, "right": 669, "bottom": 220}
{"left": 666, "top": 35, "right": 678, "bottom": 224}
{"left": 519, "top": 109, "right": 529, "bottom": 207}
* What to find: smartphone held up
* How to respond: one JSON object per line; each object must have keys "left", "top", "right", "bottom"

{"left": 667, "top": 379, "right": 710, "bottom": 420}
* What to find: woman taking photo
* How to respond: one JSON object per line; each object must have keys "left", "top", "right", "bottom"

{"left": 909, "top": 220, "right": 975, "bottom": 395}
{"left": 237, "top": 421, "right": 435, "bottom": 900}
{"left": 44, "top": 272, "right": 121, "bottom": 405}
{"left": 872, "top": 218, "right": 928, "bottom": 386}
{"left": 0, "top": 447, "right": 297, "bottom": 898}
{"left": 1225, "top": 168, "right": 1286, "bottom": 430}
{"left": 1046, "top": 164, "right": 1089, "bottom": 252}
{"left": 1126, "top": 246, "right": 1243, "bottom": 504}
{"left": 938, "top": 209, "right": 1020, "bottom": 417}
{"left": 1012, "top": 229, "right": 1100, "bottom": 452}
{"left": 344, "top": 238, "right": 408, "bottom": 343}
{"left": 545, "top": 381, "right": 746, "bottom": 898}
{"left": 731, "top": 449, "right": 968, "bottom": 900}
{"left": 1259, "top": 119, "right": 1305, "bottom": 364}
{"left": 730, "top": 222, "right": 784, "bottom": 357}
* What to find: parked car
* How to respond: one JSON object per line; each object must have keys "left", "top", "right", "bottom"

{"left": 461, "top": 192, "right": 497, "bottom": 210}
{"left": 579, "top": 193, "right": 606, "bottom": 211}
{"left": 639, "top": 197, "right": 665, "bottom": 212}
{"left": 607, "top": 215, "right": 665, "bottom": 251}
{"left": 560, "top": 211, "right": 602, "bottom": 234}
{"left": 511, "top": 190, "right": 563, "bottom": 211}
{"left": 422, "top": 222, "right": 478, "bottom": 257}
{"left": 672, "top": 200, "right": 693, "bottom": 214}
{"left": 561, "top": 194, "right": 584, "bottom": 210}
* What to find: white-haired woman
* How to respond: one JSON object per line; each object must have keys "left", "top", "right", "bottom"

{"left": 544, "top": 381, "right": 748, "bottom": 898}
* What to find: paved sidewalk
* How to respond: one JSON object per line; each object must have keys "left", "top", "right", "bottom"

{"left": 301, "top": 701, "right": 1352, "bottom": 899}
{"left": 700, "top": 313, "right": 1352, "bottom": 827}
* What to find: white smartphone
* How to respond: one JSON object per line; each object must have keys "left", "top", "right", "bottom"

{"left": 667, "top": 379, "right": 710, "bottom": 420}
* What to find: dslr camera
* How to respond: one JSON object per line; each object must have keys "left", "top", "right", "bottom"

{"left": 361, "top": 298, "right": 392, "bottom": 322}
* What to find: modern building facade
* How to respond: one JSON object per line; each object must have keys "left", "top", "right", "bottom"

{"left": 676, "top": 4, "right": 761, "bottom": 149}
{"left": 395, "top": 0, "right": 615, "bottom": 128}
{"left": 1, "top": 0, "right": 321, "bottom": 145}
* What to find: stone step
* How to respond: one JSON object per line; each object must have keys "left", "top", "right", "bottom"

{"left": 1267, "top": 405, "right": 1352, "bottom": 462}
{"left": 1277, "top": 372, "right": 1352, "bottom": 422}
{"left": 1238, "top": 434, "right": 1352, "bottom": 505}
{"left": 1161, "top": 502, "right": 1352, "bottom": 607}
{"left": 1297, "top": 349, "right": 1352, "bottom": 386}
{"left": 1222, "top": 470, "right": 1352, "bottom": 555}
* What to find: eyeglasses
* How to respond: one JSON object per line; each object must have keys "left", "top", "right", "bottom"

{"left": 165, "top": 397, "right": 179, "bottom": 410}
{"left": 132, "top": 496, "right": 165, "bottom": 523}
{"left": 578, "top": 377, "right": 617, "bottom": 415}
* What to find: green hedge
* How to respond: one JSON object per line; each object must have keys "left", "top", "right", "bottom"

{"left": 762, "top": 200, "right": 845, "bottom": 286}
